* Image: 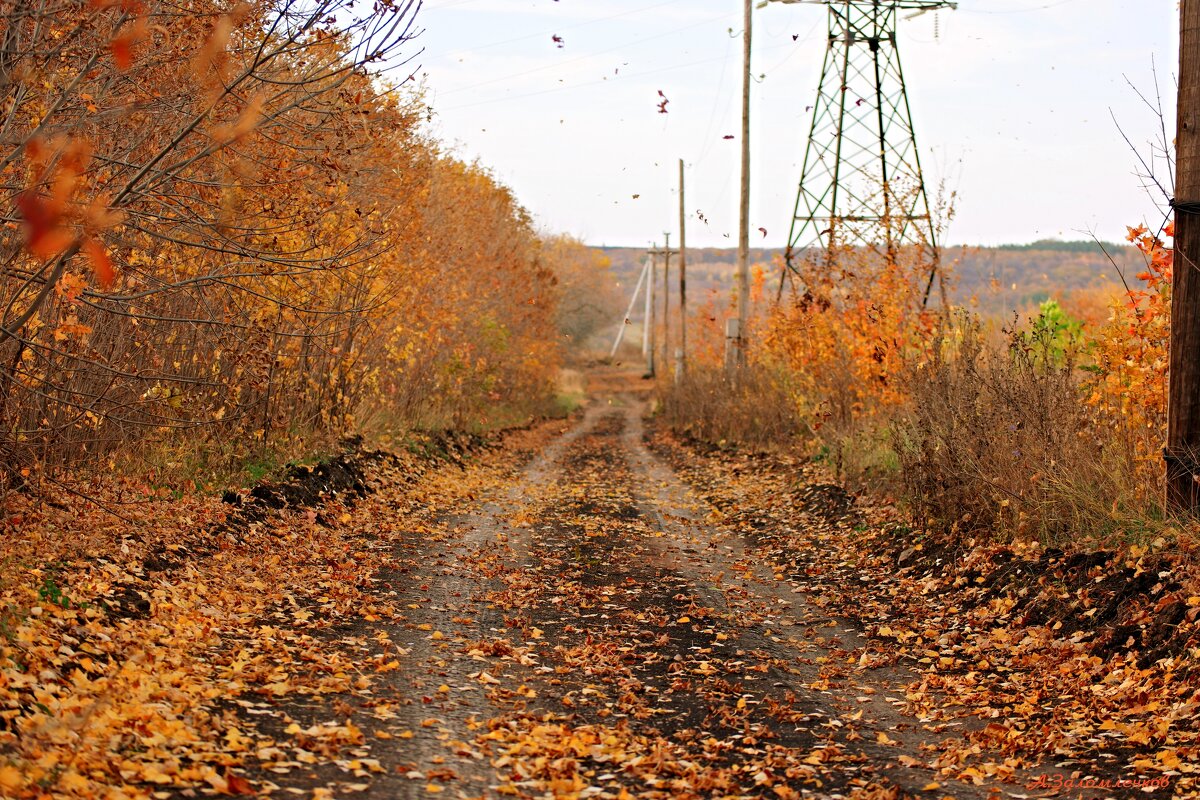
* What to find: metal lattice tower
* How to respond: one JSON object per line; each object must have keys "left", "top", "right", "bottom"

{"left": 781, "top": 0, "right": 954, "bottom": 301}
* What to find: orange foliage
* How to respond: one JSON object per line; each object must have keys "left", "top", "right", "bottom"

{"left": 763, "top": 247, "right": 937, "bottom": 434}
{"left": 1082, "top": 223, "right": 1173, "bottom": 495}
{"left": 682, "top": 264, "right": 772, "bottom": 372}
{"left": 0, "top": 0, "right": 562, "bottom": 479}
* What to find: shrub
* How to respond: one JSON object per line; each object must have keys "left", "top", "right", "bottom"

{"left": 896, "top": 313, "right": 1159, "bottom": 544}
{"left": 658, "top": 363, "right": 801, "bottom": 451}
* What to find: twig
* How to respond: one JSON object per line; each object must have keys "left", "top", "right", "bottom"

{"left": 37, "top": 474, "right": 138, "bottom": 524}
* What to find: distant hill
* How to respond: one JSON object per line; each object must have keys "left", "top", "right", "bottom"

{"left": 596, "top": 241, "right": 1145, "bottom": 320}
{"left": 992, "top": 239, "right": 1125, "bottom": 253}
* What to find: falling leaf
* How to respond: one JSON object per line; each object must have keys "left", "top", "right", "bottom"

{"left": 110, "top": 33, "right": 135, "bottom": 68}
{"left": 16, "top": 191, "right": 72, "bottom": 260}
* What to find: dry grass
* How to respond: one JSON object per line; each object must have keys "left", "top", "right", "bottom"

{"left": 894, "top": 316, "right": 1164, "bottom": 545}
{"left": 658, "top": 302, "right": 1180, "bottom": 550}
{"left": 657, "top": 364, "right": 801, "bottom": 451}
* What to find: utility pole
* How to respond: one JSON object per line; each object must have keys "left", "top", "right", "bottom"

{"left": 678, "top": 158, "right": 687, "bottom": 382}
{"left": 646, "top": 239, "right": 678, "bottom": 379}
{"left": 726, "top": 0, "right": 752, "bottom": 378}
{"left": 662, "top": 232, "right": 672, "bottom": 378}
{"left": 644, "top": 244, "right": 657, "bottom": 377}
{"left": 1168, "top": 0, "right": 1200, "bottom": 512}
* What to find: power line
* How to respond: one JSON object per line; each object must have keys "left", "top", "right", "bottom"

{"left": 959, "top": 0, "right": 1084, "bottom": 14}
{"left": 423, "top": 0, "right": 687, "bottom": 56}
{"left": 693, "top": 33, "right": 735, "bottom": 167}
{"left": 434, "top": 12, "right": 735, "bottom": 99}
{"left": 438, "top": 28, "right": 806, "bottom": 112}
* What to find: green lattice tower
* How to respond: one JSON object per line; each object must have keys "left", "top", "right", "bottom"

{"left": 783, "top": 0, "right": 953, "bottom": 303}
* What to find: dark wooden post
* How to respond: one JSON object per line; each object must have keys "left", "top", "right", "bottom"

{"left": 1167, "top": 0, "right": 1200, "bottom": 512}
{"left": 678, "top": 158, "right": 687, "bottom": 381}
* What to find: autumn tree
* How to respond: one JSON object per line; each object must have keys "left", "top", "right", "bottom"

{"left": 1, "top": 0, "right": 565, "bottom": 487}
{"left": 542, "top": 234, "right": 622, "bottom": 356}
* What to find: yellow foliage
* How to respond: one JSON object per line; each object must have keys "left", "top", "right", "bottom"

{"left": 0, "top": 1, "right": 563, "bottom": 476}
{"left": 1081, "top": 223, "right": 1173, "bottom": 499}
{"left": 763, "top": 246, "right": 937, "bottom": 436}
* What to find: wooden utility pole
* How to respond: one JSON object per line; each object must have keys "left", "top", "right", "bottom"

{"left": 728, "top": 0, "right": 752, "bottom": 377}
{"left": 644, "top": 244, "right": 657, "bottom": 377}
{"left": 647, "top": 239, "right": 677, "bottom": 378}
{"left": 662, "top": 232, "right": 672, "bottom": 377}
{"left": 678, "top": 158, "right": 687, "bottom": 381}
{"left": 1168, "top": 0, "right": 1200, "bottom": 512}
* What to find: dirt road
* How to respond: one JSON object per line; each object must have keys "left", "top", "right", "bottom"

{"left": 257, "top": 378, "right": 1052, "bottom": 799}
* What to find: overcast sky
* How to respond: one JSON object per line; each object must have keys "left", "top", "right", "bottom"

{"left": 406, "top": 0, "right": 1177, "bottom": 248}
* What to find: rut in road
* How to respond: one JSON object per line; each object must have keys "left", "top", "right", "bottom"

{"left": 330, "top": 397, "right": 1035, "bottom": 800}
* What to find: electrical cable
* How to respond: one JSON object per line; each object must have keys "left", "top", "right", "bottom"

{"left": 439, "top": 34, "right": 802, "bottom": 111}
{"left": 435, "top": 11, "right": 735, "bottom": 98}
{"left": 692, "top": 33, "right": 735, "bottom": 167}
{"left": 423, "top": 0, "right": 687, "bottom": 56}
{"left": 959, "top": 0, "right": 1085, "bottom": 14}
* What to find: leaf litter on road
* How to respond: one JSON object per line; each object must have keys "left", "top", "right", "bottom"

{"left": 3, "top": 385, "right": 1196, "bottom": 798}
